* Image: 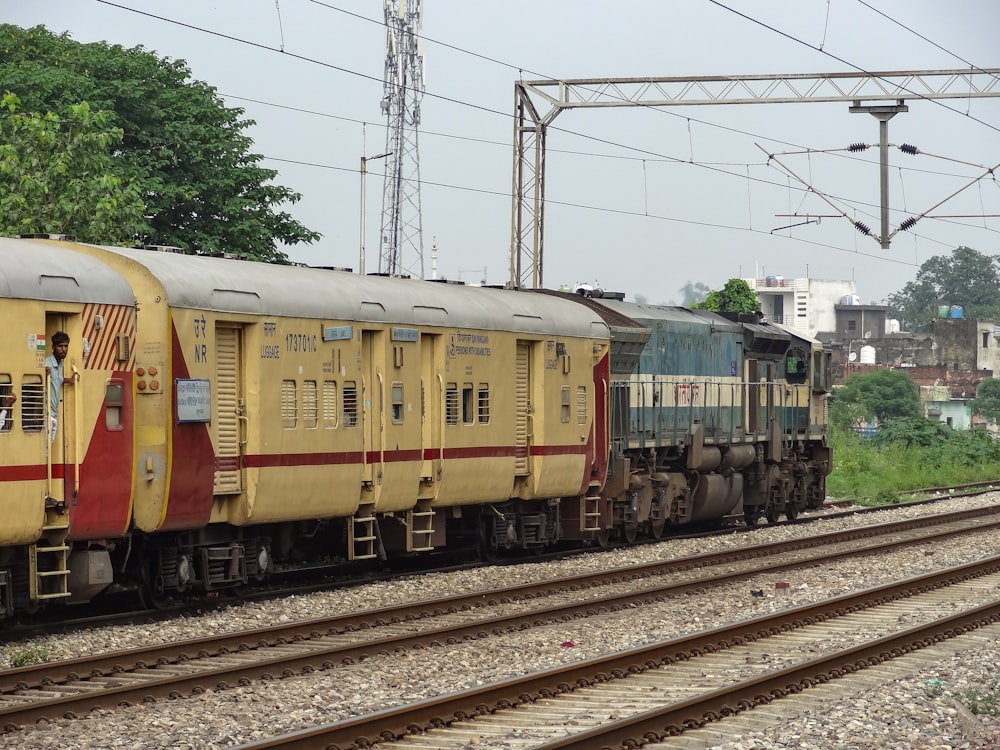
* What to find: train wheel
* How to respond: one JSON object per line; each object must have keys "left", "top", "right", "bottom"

{"left": 595, "top": 528, "right": 612, "bottom": 548}
{"left": 649, "top": 518, "right": 665, "bottom": 540}
{"left": 477, "top": 515, "right": 500, "bottom": 563}
{"left": 623, "top": 521, "right": 638, "bottom": 545}
{"left": 785, "top": 503, "right": 799, "bottom": 521}
{"left": 138, "top": 554, "right": 172, "bottom": 610}
{"left": 765, "top": 504, "right": 780, "bottom": 524}
{"left": 743, "top": 508, "right": 761, "bottom": 527}
{"left": 139, "top": 575, "right": 171, "bottom": 610}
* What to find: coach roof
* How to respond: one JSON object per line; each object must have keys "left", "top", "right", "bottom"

{"left": 93, "top": 246, "right": 608, "bottom": 339}
{"left": 0, "top": 237, "right": 134, "bottom": 304}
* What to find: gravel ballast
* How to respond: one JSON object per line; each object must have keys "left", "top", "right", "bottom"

{"left": 2, "top": 493, "right": 1000, "bottom": 749}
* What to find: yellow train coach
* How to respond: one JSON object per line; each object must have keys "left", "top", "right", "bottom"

{"left": 0, "top": 238, "right": 137, "bottom": 615}
{"left": 25, "top": 238, "right": 612, "bottom": 602}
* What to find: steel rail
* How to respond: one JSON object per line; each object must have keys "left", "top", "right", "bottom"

{"left": 4, "top": 502, "right": 998, "bottom": 699}
{"left": 233, "top": 556, "right": 1000, "bottom": 749}
{"left": 2, "top": 508, "right": 999, "bottom": 733}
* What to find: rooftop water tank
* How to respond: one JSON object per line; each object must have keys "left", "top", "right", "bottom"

{"left": 887, "top": 319, "right": 901, "bottom": 334}
{"left": 950, "top": 305, "right": 964, "bottom": 318}
{"left": 859, "top": 345, "right": 876, "bottom": 365}
{"left": 840, "top": 294, "right": 861, "bottom": 305}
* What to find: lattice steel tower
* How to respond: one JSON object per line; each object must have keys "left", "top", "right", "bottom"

{"left": 379, "top": 0, "right": 425, "bottom": 277}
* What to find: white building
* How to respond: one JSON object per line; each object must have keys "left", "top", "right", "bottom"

{"left": 743, "top": 275, "right": 858, "bottom": 340}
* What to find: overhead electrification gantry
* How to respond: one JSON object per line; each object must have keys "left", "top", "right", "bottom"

{"left": 509, "top": 68, "right": 1000, "bottom": 289}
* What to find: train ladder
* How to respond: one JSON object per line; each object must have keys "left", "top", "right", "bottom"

{"left": 581, "top": 483, "right": 602, "bottom": 532}
{"left": 29, "top": 516, "right": 71, "bottom": 602}
{"left": 407, "top": 500, "right": 436, "bottom": 552}
{"left": 348, "top": 504, "right": 379, "bottom": 561}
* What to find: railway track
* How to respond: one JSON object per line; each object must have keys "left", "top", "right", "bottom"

{"left": 237, "top": 558, "right": 1000, "bottom": 749}
{"left": 2, "top": 503, "right": 999, "bottom": 737}
{"left": 12, "top": 485, "right": 996, "bottom": 639}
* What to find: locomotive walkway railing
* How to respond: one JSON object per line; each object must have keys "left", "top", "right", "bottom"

{"left": 621, "top": 377, "right": 816, "bottom": 451}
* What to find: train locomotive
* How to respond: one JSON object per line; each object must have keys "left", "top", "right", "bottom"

{"left": 0, "top": 236, "right": 831, "bottom": 619}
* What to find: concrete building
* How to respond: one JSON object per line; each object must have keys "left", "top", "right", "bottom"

{"left": 743, "top": 275, "right": 856, "bottom": 340}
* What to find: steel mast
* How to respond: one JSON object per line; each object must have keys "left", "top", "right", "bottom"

{"left": 378, "top": 0, "right": 425, "bottom": 278}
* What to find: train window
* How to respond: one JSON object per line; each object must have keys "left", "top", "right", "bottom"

{"left": 105, "top": 380, "right": 124, "bottom": 431}
{"left": 477, "top": 384, "right": 490, "bottom": 424}
{"left": 323, "top": 381, "right": 338, "bottom": 428}
{"left": 281, "top": 380, "right": 297, "bottom": 429}
{"left": 577, "top": 385, "right": 588, "bottom": 425}
{"left": 343, "top": 382, "right": 358, "bottom": 427}
{"left": 303, "top": 380, "right": 318, "bottom": 429}
{"left": 462, "top": 384, "right": 474, "bottom": 425}
{"left": 391, "top": 382, "right": 404, "bottom": 424}
{"left": 561, "top": 386, "right": 571, "bottom": 423}
{"left": 20, "top": 376, "right": 44, "bottom": 433}
{"left": 445, "top": 383, "right": 458, "bottom": 425}
{"left": 0, "top": 376, "right": 12, "bottom": 432}
{"left": 785, "top": 348, "right": 808, "bottom": 384}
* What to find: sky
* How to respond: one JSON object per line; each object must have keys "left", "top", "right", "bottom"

{"left": 4, "top": 1, "right": 999, "bottom": 305}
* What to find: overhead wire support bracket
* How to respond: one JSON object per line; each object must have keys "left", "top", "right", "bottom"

{"left": 755, "top": 143, "right": 878, "bottom": 243}
{"left": 509, "top": 68, "right": 1000, "bottom": 286}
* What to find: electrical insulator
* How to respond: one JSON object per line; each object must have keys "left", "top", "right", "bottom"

{"left": 899, "top": 216, "right": 917, "bottom": 231}
{"left": 848, "top": 143, "right": 869, "bottom": 152}
{"left": 900, "top": 143, "right": 919, "bottom": 155}
{"left": 854, "top": 221, "right": 871, "bottom": 236}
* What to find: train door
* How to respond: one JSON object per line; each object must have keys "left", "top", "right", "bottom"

{"left": 420, "top": 333, "right": 442, "bottom": 483}
{"left": 361, "top": 330, "right": 384, "bottom": 487}
{"left": 745, "top": 358, "right": 759, "bottom": 436}
{"left": 213, "top": 324, "right": 244, "bottom": 494}
{"left": 46, "top": 312, "right": 79, "bottom": 505}
{"left": 514, "top": 341, "right": 531, "bottom": 476}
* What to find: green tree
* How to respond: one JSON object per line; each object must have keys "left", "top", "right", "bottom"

{"left": 691, "top": 278, "right": 759, "bottom": 314}
{"left": 829, "top": 368, "right": 921, "bottom": 430}
{"left": 887, "top": 246, "right": 1000, "bottom": 331}
{"left": 0, "top": 93, "right": 145, "bottom": 242}
{"left": 970, "top": 378, "right": 1000, "bottom": 424}
{"left": 0, "top": 24, "right": 319, "bottom": 261}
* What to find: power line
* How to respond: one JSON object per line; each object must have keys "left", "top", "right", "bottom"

{"left": 93, "top": 0, "right": 996, "bottom": 195}
{"left": 705, "top": 0, "right": 1000, "bottom": 135}
{"left": 854, "top": 0, "right": 1000, "bottom": 80}
{"left": 87, "top": 0, "right": 998, "bottom": 269}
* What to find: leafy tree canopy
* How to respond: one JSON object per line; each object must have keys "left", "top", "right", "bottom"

{"left": 690, "top": 278, "right": 759, "bottom": 313}
{"left": 829, "top": 368, "right": 921, "bottom": 430}
{"left": 886, "top": 246, "right": 1000, "bottom": 331}
{"left": 0, "top": 93, "right": 144, "bottom": 243}
{"left": 970, "top": 378, "right": 1000, "bottom": 424}
{"left": 0, "top": 24, "right": 320, "bottom": 261}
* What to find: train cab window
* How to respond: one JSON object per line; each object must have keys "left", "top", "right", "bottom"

{"left": 303, "top": 380, "right": 318, "bottom": 429}
{"left": 281, "top": 380, "right": 297, "bottom": 429}
{"left": 105, "top": 381, "right": 124, "bottom": 430}
{"left": 477, "top": 384, "right": 490, "bottom": 424}
{"left": 343, "top": 382, "right": 358, "bottom": 427}
{"left": 20, "top": 376, "right": 44, "bottom": 433}
{"left": 561, "top": 386, "right": 571, "bottom": 423}
{"left": 445, "top": 383, "right": 459, "bottom": 425}
{"left": 813, "top": 350, "right": 832, "bottom": 393}
{"left": 462, "top": 384, "right": 474, "bottom": 425}
{"left": 323, "top": 381, "right": 338, "bottom": 428}
{"left": 577, "top": 385, "right": 588, "bottom": 425}
{"left": 0, "top": 376, "right": 12, "bottom": 432}
{"left": 785, "top": 348, "right": 809, "bottom": 384}
{"left": 391, "top": 382, "right": 404, "bottom": 424}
